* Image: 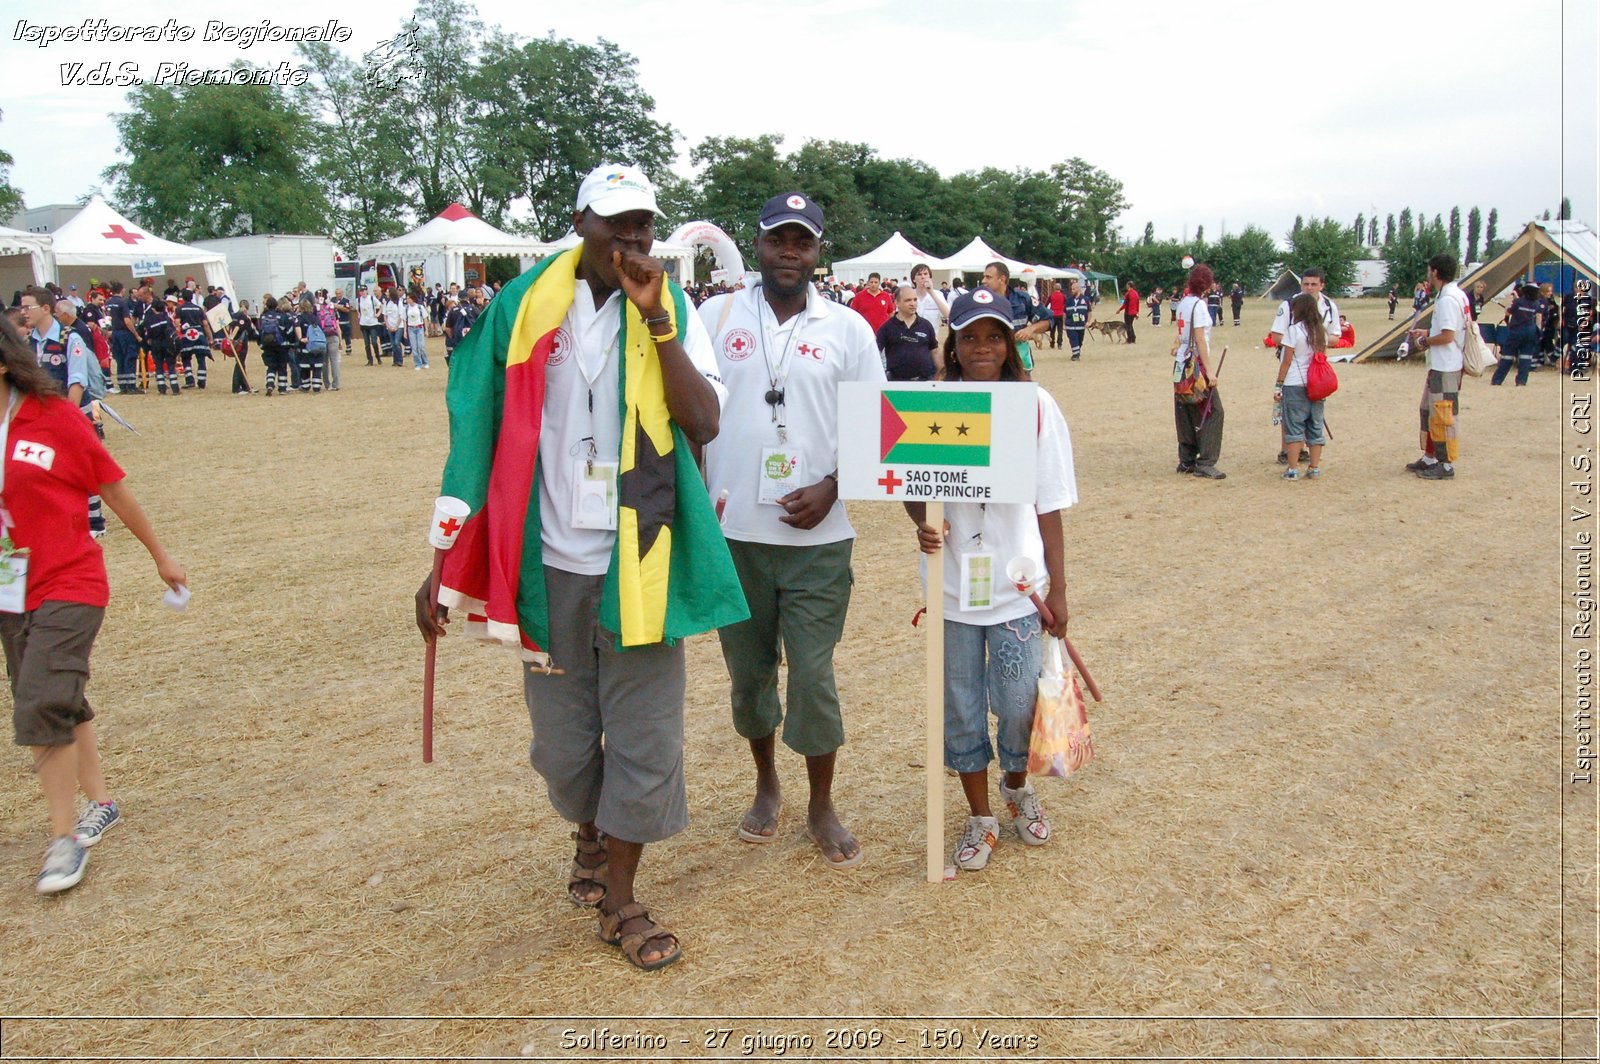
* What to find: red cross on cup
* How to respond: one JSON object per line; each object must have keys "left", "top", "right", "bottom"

{"left": 437, "top": 516, "right": 461, "bottom": 538}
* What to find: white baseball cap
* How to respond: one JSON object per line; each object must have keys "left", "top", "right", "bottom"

{"left": 575, "top": 164, "right": 662, "bottom": 218}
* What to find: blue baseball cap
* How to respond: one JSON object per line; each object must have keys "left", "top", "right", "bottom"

{"left": 758, "top": 192, "right": 824, "bottom": 238}
{"left": 948, "top": 288, "right": 1012, "bottom": 331}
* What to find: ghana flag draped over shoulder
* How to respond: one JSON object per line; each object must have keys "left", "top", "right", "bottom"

{"left": 436, "top": 246, "right": 747, "bottom": 664}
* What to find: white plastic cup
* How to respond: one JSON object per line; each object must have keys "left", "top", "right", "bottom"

{"left": 1006, "top": 556, "right": 1039, "bottom": 596}
{"left": 162, "top": 584, "right": 191, "bottom": 611}
{"left": 428, "top": 496, "right": 470, "bottom": 550}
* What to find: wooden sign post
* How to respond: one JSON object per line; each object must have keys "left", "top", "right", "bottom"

{"left": 837, "top": 381, "right": 1039, "bottom": 882}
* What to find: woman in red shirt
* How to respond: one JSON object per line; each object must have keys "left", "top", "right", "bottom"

{"left": 0, "top": 316, "right": 186, "bottom": 894}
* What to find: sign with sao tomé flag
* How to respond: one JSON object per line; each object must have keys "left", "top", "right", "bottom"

{"left": 838, "top": 381, "right": 1038, "bottom": 504}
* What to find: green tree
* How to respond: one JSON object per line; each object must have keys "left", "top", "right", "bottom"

{"left": 1353, "top": 212, "right": 1366, "bottom": 245}
{"left": 464, "top": 32, "right": 676, "bottom": 239}
{"left": 295, "top": 41, "right": 410, "bottom": 254}
{"left": 386, "top": 0, "right": 487, "bottom": 216}
{"left": 1368, "top": 217, "right": 1379, "bottom": 246}
{"left": 1202, "top": 225, "right": 1280, "bottom": 293}
{"left": 1559, "top": 196, "right": 1572, "bottom": 220}
{"left": 1447, "top": 207, "right": 1461, "bottom": 256}
{"left": 1045, "top": 157, "right": 1128, "bottom": 259}
{"left": 856, "top": 155, "right": 947, "bottom": 255}
{"left": 1105, "top": 238, "right": 1190, "bottom": 296}
{"left": 1465, "top": 206, "right": 1482, "bottom": 263}
{"left": 1285, "top": 217, "right": 1361, "bottom": 291}
{"left": 103, "top": 70, "right": 329, "bottom": 240}
{"left": 1398, "top": 208, "right": 1414, "bottom": 239}
{"left": 688, "top": 134, "right": 793, "bottom": 250}
{"left": 1292, "top": 214, "right": 1304, "bottom": 239}
{"left": 1485, "top": 207, "right": 1498, "bottom": 249}
{"left": 1141, "top": 222, "right": 1154, "bottom": 245}
{"left": 0, "top": 109, "right": 22, "bottom": 223}
{"left": 1382, "top": 212, "right": 1452, "bottom": 293}
{"left": 1194, "top": 224, "right": 1204, "bottom": 245}
{"left": 1385, "top": 214, "right": 1396, "bottom": 244}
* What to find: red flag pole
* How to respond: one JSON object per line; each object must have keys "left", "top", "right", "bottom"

{"left": 422, "top": 547, "right": 445, "bottom": 763}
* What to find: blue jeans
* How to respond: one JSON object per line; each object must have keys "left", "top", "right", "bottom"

{"left": 943, "top": 613, "right": 1044, "bottom": 774}
{"left": 408, "top": 325, "right": 428, "bottom": 366}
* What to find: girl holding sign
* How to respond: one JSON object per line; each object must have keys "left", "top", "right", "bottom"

{"left": 0, "top": 316, "right": 187, "bottom": 894}
{"left": 904, "top": 290, "right": 1078, "bottom": 872}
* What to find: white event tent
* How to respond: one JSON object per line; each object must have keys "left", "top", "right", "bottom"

{"left": 546, "top": 230, "right": 696, "bottom": 287}
{"left": 358, "top": 204, "right": 554, "bottom": 289}
{"left": 831, "top": 232, "right": 956, "bottom": 285}
{"left": 0, "top": 225, "right": 52, "bottom": 293}
{"left": 49, "top": 196, "right": 236, "bottom": 296}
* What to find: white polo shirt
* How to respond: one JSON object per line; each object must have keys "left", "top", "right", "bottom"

{"left": 1271, "top": 292, "right": 1340, "bottom": 339}
{"left": 357, "top": 294, "right": 380, "bottom": 326}
{"left": 1427, "top": 281, "right": 1467, "bottom": 373}
{"left": 540, "top": 281, "right": 724, "bottom": 574}
{"left": 700, "top": 283, "right": 885, "bottom": 546}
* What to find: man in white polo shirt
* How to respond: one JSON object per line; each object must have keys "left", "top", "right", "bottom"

{"left": 700, "top": 192, "right": 886, "bottom": 870}
{"left": 1404, "top": 253, "right": 1466, "bottom": 480}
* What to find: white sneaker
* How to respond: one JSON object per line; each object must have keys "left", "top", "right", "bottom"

{"left": 36, "top": 836, "right": 87, "bottom": 894}
{"left": 953, "top": 815, "right": 999, "bottom": 871}
{"left": 1000, "top": 782, "right": 1051, "bottom": 845}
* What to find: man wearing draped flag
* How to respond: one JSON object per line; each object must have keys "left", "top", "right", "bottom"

{"left": 415, "top": 164, "right": 746, "bottom": 971}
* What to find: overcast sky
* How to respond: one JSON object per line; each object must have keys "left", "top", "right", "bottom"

{"left": 5, "top": 0, "right": 1596, "bottom": 253}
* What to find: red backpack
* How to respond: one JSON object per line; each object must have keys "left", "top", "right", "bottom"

{"left": 1305, "top": 349, "right": 1339, "bottom": 402}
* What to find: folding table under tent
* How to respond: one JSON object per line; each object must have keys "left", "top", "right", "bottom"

{"left": 48, "top": 196, "right": 236, "bottom": 298}
{"left": 358, "top": 204, "right": 555, "bottom": 291}
{"left": 1351, "top": 220, "right": 1599, "bottom": 363}
{"left": 830, "top": 232, "right": 956, "bottom": 285}
{"left": 0, "top": 225, "right": 52, "bottom": 294}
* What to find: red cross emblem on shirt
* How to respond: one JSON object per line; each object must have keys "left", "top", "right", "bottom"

{"left": 877, "top": 469, "right": 903, "bottom": 495}
{"left": 797, "top": 342, "right": 822, "bottom": 361}
{"left": 17, "top": 444, "right": 36, "bottom": 459}
{"left": 437, "top": 516, "right": 461, "bottom": 538}
{"left": 729, "top": 335, "right": 748, "bottom": 353}
{"left": 101, "top": 224, "right": 145, "bottom": 244}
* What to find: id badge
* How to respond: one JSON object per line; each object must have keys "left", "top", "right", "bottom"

{"left": 570, "top": 459, "right": 618, "bottom": 530}
{"left": 757, "top": 446, "right": 803, "bottom": 506}
{"left": 0, "top": 551, "right": 28, "bottom": 615}
{"left": 958, "top": 550, "right": 995, "bottom": 612}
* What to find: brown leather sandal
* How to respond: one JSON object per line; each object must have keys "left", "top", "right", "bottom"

{"left": 595, "top": 901, "right": 682, "bottom": 971}
{"left": 567, "top": 831, "right": 608, "bottom": 908}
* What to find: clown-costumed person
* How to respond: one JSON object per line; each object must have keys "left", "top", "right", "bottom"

{"left": 414, "top": 164, "right": 747, "bottom": 972}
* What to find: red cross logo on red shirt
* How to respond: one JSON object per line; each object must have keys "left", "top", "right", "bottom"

{"left": 17, "top": 444, "right": 36, "bottom": 458}
{"left": 101, "top": 224, "right": 145, "bottom": 244}
{"left": 877, "top": 469, "right": 903, "bottom": 494}
{"left": 437, "top": 516, "right": 461, "bottom": 538}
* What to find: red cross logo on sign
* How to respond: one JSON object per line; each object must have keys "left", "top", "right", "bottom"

{"left": 877, "top": 469, "right": 903, "bottom": 495}
{"left": 101, "top": 224, "right": 144, "bottom": 244}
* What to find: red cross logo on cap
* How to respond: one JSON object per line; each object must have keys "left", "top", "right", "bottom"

{"left": 973, "top": 290, "right": 993, "bottom": 303}
{"left": 101, "top": 224, "right": 144, "bottom": 244}
{"left": 787, "top": 195, "right": 806, "bottom": 209}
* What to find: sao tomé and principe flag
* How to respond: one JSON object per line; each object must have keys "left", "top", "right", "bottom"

{"left": 879, "top": 389, "right": 992, "bottom": 466}
{"left": 435, "top": 245, "right": 747, "bottom": 663}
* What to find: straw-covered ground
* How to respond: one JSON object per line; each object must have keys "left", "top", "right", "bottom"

{"left": 0, "top": 294, "right": 1589, "bottom": 1061}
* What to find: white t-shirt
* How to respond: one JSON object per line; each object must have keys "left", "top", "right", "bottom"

{"left": 936, "top": 388, "right": 1078, "bottom": 626}
{"left": 1173, "top": 294, "right": 1212, "bottom": 367}
{"left": 916, "top": 290, "right": 949, "bottom": 328}
{"left": 1270, "top": 292, "right": 1340, "bottom": 339}
{"left": 357, "top": 294, "right": 380, "bottom": 326}
{"left": 1427, "top": 281, "right": 1467, "bottom": 373}
{"left": 382, "top": 301, "right": 402, "bottom": 330}
{"left": 540, "top": 281, "right": 725, "bottom": 574}
{"left": 1278, "top": 322, "right": 1317, "bottom": 387}
{"left": 700, "top": 284, "right": 885, "bottom": 546}
{"left": 405, "top": 303, "right": 426, "bottom": 328}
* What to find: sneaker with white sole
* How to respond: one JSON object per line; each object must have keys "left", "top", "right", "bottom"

{"left": 1000, "top": 782, "right": 1051, "bottom": 846}
{"left": 74, "top": 800, "right": 119, "bottom": 847}
{"left": 953, "top": 815, "right": 999, "bottom": 871}
{"left": 36, "top": 836, "right": 87, "bottom": 894}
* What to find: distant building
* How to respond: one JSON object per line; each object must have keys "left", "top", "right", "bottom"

{"left": 9, "top": 203, "right": 83, "bottom": 235}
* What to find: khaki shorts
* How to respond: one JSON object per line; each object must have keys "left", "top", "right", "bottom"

{"left": 2, "top": 601, "right": 104, "bottom": 747}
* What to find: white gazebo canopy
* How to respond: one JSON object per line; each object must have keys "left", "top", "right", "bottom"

{"left": 0, "top": 224, "right": 52, "bottom": 292}
{"left": 546, "top": 230, "right": 695, "bottom": 288}
{"left": 831, "top": 231, "right": 956, "bottom": 285}
{"left": 358, "top": 204, "right": 555, "bottom": 289}
{"left": 49, "top": 196, "right": 236, "bottom": 296}
{"left": 939, "top": 236, "right": 1038, "bottom": 280}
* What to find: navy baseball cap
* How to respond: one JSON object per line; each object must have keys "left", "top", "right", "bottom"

{"left": 758, "top": 192, "right": 824, "bottom": 237}
{"left": 948, "top": 288, "right": 1012, "bottom": 331}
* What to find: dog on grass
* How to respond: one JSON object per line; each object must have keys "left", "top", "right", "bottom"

{"left": 1088, "top": 320, "right": 1129, "bottom": 343}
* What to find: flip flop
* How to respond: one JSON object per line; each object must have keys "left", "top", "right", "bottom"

{"left": 736, "top": 804, "right": 781, "bottom": 844}
{"left": 807, "top": 827, "right": 864, "bottom": 871}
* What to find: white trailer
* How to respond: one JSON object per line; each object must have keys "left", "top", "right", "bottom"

{"left": 190, "top": 234, "right": 338, "bottom": 303}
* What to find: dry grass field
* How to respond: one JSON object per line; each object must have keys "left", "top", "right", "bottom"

{"left": 0, "top": 293, "right": 1591, "bottom": 1061}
